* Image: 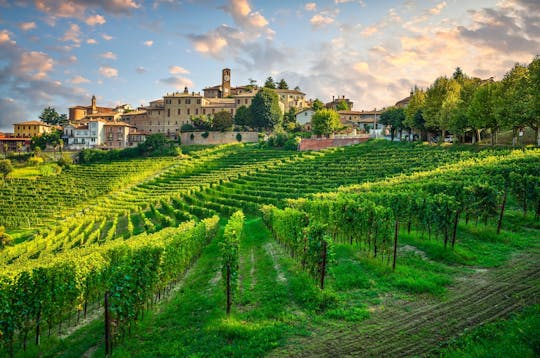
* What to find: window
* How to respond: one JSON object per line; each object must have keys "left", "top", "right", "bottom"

{"left": 186, "top": 99, "right": 191, "bottom": 104}
{"left": 195, "top": 108, "right": 198, "bottom": 115}
{"left": 245, "top": 99, "right": 248, "bottom": 104}
{"left": 187, "top": 109, "right": 190, "bottom": 115}
{"left": 177, "top": 109, "right": 181, "bottom": 115}
{"left": 237, "top": 99, "right": 240, "bottom": 104}
{"left": 212, "top": 109, "right": 215, "bottom": 114}
{"left": 197, "top": 99, "right": 201, "bottom": 104}
{"left": 203, "top": 109, "right": 206, "bottom": 115}
{"left": 167, "top": 109, "right": 170, "bottom": 117}
{"left": 230, "top": 109, "right": 234, "bottom": 114}
{"left": 178, "top": 99, "right": 181, "bottom": 104}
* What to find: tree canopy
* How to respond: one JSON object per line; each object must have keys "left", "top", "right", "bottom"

{"left": 212, "top": 111, "right": 234, "bottom": 131}
{"left": 234, "top": 105, "right": 252, "bottom": 128}
{"left": 336, "top": 100, "right": 350, "bottom": 111}
{"left": 264, "top": 77, "right": 276, "bottom": 89}
{"left": 250, "top": 87, "right": 283, "bottom": 131}
{"left": 0, "top": 159, "right": 13, "bottom": 181}
{"left": 312, "top": 98, "right": 324, "bottom": 111}
{"left": 39, "top": 107, "right": 68, "bottom": 126}
{"left": 311, "top": 109, "right": 341, "bottom": 137}
{"left": 277, "top": 79, "right": 289, "bottom": 90}
{"left": 380, "top": 107, "right": 406, "bottom": 141}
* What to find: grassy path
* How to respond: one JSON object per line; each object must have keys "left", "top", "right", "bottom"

{"left": 269, "top": 243, "right": 540, "bottom": 357}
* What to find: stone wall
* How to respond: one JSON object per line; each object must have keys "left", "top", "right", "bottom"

{"left": 298, "top": 136, "right": 369, "bottom": 151}
{"left": 180, "top": 131, "right": 259, "bottom": 146}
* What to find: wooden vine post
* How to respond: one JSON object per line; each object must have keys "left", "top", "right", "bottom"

{"left": 104, "top": 291, "right": 112, "bottom": 356}
{"left": 392, "top": 220, "right": 399, "bottom": 271}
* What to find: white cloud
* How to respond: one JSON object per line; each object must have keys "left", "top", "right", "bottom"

{"left": 99, "top": 66, "right": 118, "bottom": 78}
{"left": 19, "top": 22, "right": 37, "bottom": 31}
{"left": 100, "top": 51, "right": 117, "bottom": 60}
{"left": 169, "top": 65, "right": 189, "bottom": 74}
{"left": 305, "top": 3, "right": 317, "bottom": 11}
{"left": 86, "top": 14, "right": 106, "bottom": 26}
{"left": 429, "top": 1, "right": 447, "bottom": 15}
{"left": 102, "top": 34, "right": 113, "bottom": 41}
{"left": 143, "top": 40, "right": 154, "bottom": 47}
{"left": 19, "top": 51, "right": 54, "bottom": 79}
{"left": 158, "top": 76, "right": 193, "bottom": 90}
{"left": 310, "top": 14, "right": 335, "bottom": 28}
{"left": 34, "top": 0, "right": 140, "bottom": 18}
{"left": 87, "top": 38, "right": 98, "bottom": 44}
{"left": 71, "top": 75, "right": 90, "bottom": 84}
{"left": 61, "top": 23, "right": 81, "bottom": 45}
{"left": 0, "top": 29, "right": 16, "bottom": 45}
{"left": 136, "top": 66, "right": 146, "bottom": 74}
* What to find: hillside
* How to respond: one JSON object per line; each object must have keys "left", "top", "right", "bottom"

{"left": 0, "top": 140, "right": 539, "bottom": 357}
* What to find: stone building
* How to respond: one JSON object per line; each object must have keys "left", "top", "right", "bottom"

{"left": 13, "top": 120, "right": 55, "bottom": 138}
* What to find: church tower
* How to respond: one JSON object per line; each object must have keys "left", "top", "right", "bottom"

{"left": 91, "top": 95, "right": 97, "bottom": 114}
{"left": 222, "top": 68, "right": 231, "bottom": 98}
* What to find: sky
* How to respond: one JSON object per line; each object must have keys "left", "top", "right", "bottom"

{"left": 0, "top": 0, "right": 539, "bottom": 131}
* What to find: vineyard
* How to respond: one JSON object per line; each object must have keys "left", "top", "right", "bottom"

{"left": 0, "top": 140, "right": 539, "bottom": 357}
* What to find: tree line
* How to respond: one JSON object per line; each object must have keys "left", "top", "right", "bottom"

{"left": 380, "top": 56, "right": 540, "bottom": 145}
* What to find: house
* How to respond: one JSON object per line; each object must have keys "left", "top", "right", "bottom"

{"left": 395, "top": 91, "right": 413, "bottom": 108}
{"left": 326, "top": 95, "right": 354, "bottom": 111}
{"left": 338, "top": 109, "right": 384, "bottom": 133}
{"left": 296, "top": 108, "right": 315, "bottom": 126}
{"left": 13, "top": 120, "right": 55, "bottom": 138}
{"left": 63, "top": 119, "right": 107, "bottom": 150}
{"left": 103, "top": 121, "right": 136, "bottom": 148}
{"left": 0, "top": 133, "right": 31, "bottom": 152}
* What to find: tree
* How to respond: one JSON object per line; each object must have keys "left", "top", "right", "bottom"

{"left": 452, "top": 67, "right": 465, "bottom": 82}
{"left": 191, "top": 115, "right": 212, "bottom": 130}
{"left": 294, "top": 85, "right": 301, "bottom": 91}
{"left": 424, "top": 76, "right": 461, "bottom": 142}
{"left": 336, "top": 99, "right": 350, "bottom": 111}
{"left": 264, "top": 76, "right": 276, "bottom": 89}
{"left": 312, "top": 98, "right": 324, "bottom": 111}
{"left": 404, "top": 88, "right": 427, "bottom": 140}
{"left": 0, "top": 226, "right": 12, "bottom": 249}
{"left": 2, "top": 144, "right": 7, "bottom": 159}
{"left": 31, "top": 130, "right": 62, "bottom": 150}
{"left": 380, "top": 107, "right": 406, "bottom": 141}
{"left": 527, "top": 56, "right": 540, "bottom": 146}
{"left": 212, "top": 111, "right": 233, "bottom": 131}
{"left": 39, "top": 107, "right": 68, "bottom": 126}
{"left": 234, "top": 105, "right": 252, "bottom": 128}
{"left": 0, "top": 159, "right": 13, "bottom": 181}
{"left": 277, "top": 78, "right": 289, "bottom": 90}
{"left": 250, "top": 87, "right": 283, "bottom": 130}
{"left": 311, "top": 109, "right": 341, "bottom": 137}
{"left": 498, "top": 63, "right": 532, "bottom": 146}
{"left": 468, "top": 82, "right": 500, "bottom": 145}
{"left": 220, "top": 211, "right": 244, "bottom": 315}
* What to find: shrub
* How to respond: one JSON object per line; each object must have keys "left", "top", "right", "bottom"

{"left": 28, "top": 156, "right": 44, "bottom": 166}
{"left": 236, "top": 133, "right": 242, "bottom": 142}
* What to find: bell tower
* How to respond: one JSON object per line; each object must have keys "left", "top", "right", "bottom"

{"left": 222, "top": 68, "right": 231, "bottom": 98}
{"left": 91, "top": 95, "right": 97, "bottom": 114}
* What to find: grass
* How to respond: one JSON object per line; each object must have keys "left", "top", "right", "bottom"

{"left": 439, "top": 305, "right": 540, "bottom": 357}
{"left": 14, "top": 207, "right": 539, "bottom": 357}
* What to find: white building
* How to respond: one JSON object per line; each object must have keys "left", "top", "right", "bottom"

{"left": 63, "top": 119, "right": 106, "bottom": 150}
{"left": 296, "top": 108, "right": 315, "bottom": 126}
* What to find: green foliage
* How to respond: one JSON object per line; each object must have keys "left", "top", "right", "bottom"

{"left": 424, "top": 76, "right": 462, "bottom": 140}
{"left": 233, "top": 105, "right": 252, "bottom": 128}
{"left": 250, "top": 88, "right": 283, "bottom": 130}
{"left": 380, "top": 107, "right": 406, "bottom": 140}
{"left": 212, "top": 110, "right": 233, "bottom": 132}
{"left": 31, "top": 130, "right": 62, "bottom": 150}
{"left": 336, "top": 99, "right": 350, "bottom": 111}
{"left": 220, "top": 210, "right": 245, "bottom": 314}
{"left": 38, "top": 107, "right": 68, "bottom": 126}
{"left": 277, "top": 78, "right": 289, "bottom": 90}
{"left": 236, "top": 133, "right": 242, "bottom": 142}
{"left": 0, "top": 159, "right": 13, "bottom": 180}
{"left": 311, "top": 109, "right": 341, "bottom": 136}
{"left": 191, "top": 115, "right": 213, "bottom": 130}
{"left": 181, "top": 123, "right": 195, "bottom": 131}
{"left": 264, "top": 76, "right": 276, "bottom": 89}
{"left": 312, "top": 98, "right": 324, "bottom": 111}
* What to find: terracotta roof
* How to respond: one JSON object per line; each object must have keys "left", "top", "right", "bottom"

{"left": 14, "top": 120, "right": 51, "bottom": 126}
{"left": 86, "top": 112, "right": 117, "bottom": 117}
{"left": 274, "top": 89, "right": 305, "bottom": 95}
{"left": 233, "top": 92, "right": 257, "bottom": 97}
{"left": 120, "top": 110, "right": 147, "bottom": 116}
{"left": 338, "top": 111, "right": 363, "bottom": 115}
{"left": 0, "top": 137, "right": 31, "bottom": 141}
{"left": 104, "top": 121, "right": 134, "bottom": 127}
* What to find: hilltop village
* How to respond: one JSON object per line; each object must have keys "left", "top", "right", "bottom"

{"left": 0, "top": 68, "right": 401, "bottom": 152}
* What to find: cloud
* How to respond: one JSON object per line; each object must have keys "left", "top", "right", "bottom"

{"left": 87, "top": 38, "right": 98, "bottom": 44}
{"left": 0, "top": 29, "right": 16, "bottom": 45}
{"left": 102, "top": 33, "right": 113, "bottom": 41}
{"left": 305, "top": 3, "right": 317, "bottom": 11}
{"left": 143, "top": 40, "right": 153, "bottom": 46}
{"left": 136, "top": 66, "right": 146, "bottom": 74}
{"left": 86, "top": 14, "right": 106, "bottom": 26}
{"left": 19, "top": 22, "right": 37, "bottom": 31}
{"left": 428, "top": 1, "right": 447, "bottom": 15}
{"left": 34, "top": 0, "right": 140, "bottom": 18}
{"left": 19, "top": 51, "right": 54, "bottom": 79}
{"left": 61, "top": 23, "right": 81, "bottom": 45}
{"left": 169, "top": 65, "right": 189, "bottom": 75}
{"left": 99, "top": 66, "right": 118, "bottom": 78}
{"left": 71, "top": 75, "right": 90, "bottom": 84}
{"left": 224, "top": 0, "right": 270, "bottom": 31}
{"left": 100, "top": 51, "right": 117, "bottom": 60}
{"left": 310, "top": 14, "right": 335, "bottom": 28}
{"left": 158, "top": 76, "right": 193, "bottom": 90}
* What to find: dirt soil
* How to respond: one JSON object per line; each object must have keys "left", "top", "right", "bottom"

{"left": 269, "top": 245, "right": 540, "bottom": 357}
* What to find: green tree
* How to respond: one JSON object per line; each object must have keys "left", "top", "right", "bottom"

{"left": 311, "top": 109, "right": 341, "bottom": 137}
{"left": 468, "top": 82, "right": 500, "bottom": 145}
{"left": 31, "top": 130, "right": 62, "bottom": 150}
{"left": 424, "top": 76, "right": 461, "bottom": 142}
{"left": 336, "top": 99, "right": 350, "bottom": 111}
{"left": 312, "top": 98, "right": 324, "bottom": 111}
{"left": 220, "top": 211, "right": 244, "bottom": 314}
{"left": 212, "top": 110, "right": 233, "bottom": 131}
{"left": 527, "top": 56, "right": 540, "bottom": 146}
{"left": 404, "top": 88, "right": 427, "bottom": 140}
{"left": 264, "top": 76, "right": 276, "bottom": 89}
{"left": 191, "top": 115, "right": 212, "bottom": 130}
{"left": 234, "top": 105, "right": 252, "bottom": 127}
{"left": 39, "top": 107, "right": 68, "bottom": 126}
{"left": 498, "top": 63, "right": 532, "bottom": 146}
{"left": 277, "top": 78, "right": 289, "bottom": 90}
{"left": 250, "top": 87, "right": 283, "bottom": 130}
{"left": 380, "top": 107, "right": 406, "bottom": 141}
{"left": 451, "top": 76, "right": 481, "bottom": 143}
{"left": 0, "top": 159, "right": 13, "bottom": 181}
{"left": 0, "top": 226, "right": 12, "bottom": 249}
{"left": 2, "top": 143, "right": 8, "bottom": 159}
